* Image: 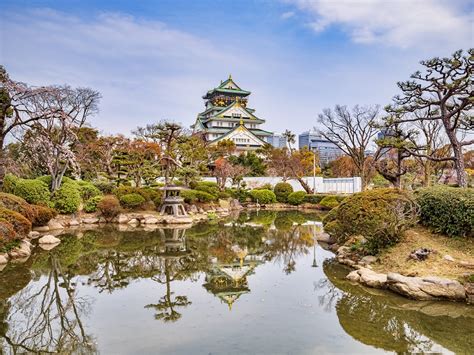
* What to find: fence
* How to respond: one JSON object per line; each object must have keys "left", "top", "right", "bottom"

{"left": 200, "top": 176, "right": 362, "bottom": 194}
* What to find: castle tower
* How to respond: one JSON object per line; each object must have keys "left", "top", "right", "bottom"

{"left": 192, "top": 75, "right": 273, "bottom": 151}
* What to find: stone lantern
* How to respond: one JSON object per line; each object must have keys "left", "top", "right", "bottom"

{"left": 159, "top": 185, "right": 187, "bottom": 217}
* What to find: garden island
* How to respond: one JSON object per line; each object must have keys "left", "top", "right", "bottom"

{"left": 0, "top": 47, "right": 473, "bottom": 353}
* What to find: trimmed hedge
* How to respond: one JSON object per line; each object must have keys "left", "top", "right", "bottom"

{"left": 323, "top": 188, "right": 417, "bottom": 254}
{"left": 249, "top": 189, "right": 277, "bottom": 204}
{"left": 274, "top": 182, "right": 293, "bottom": 203}
{"left": 77, "top": 181, "right": 102, "bottom": 201}
{"left": 0, "top": 218, "right": 18, "bottom": 251}
{"left": 0, "top": 207, "right": 32, "bottom": 236}
{"left": 2, "top": 174, "right": 18, "bottom": 194}
{"left": 416, "top": 186, "right": 473, "bottom": 238}
{"left": 0, "top": 193, "right": 36, "bottom": 222}
{"left": 287, "top": 191, "right": 307, "bottom": 205}
{"left": 119, "top": 193, "right": 146, "bottom": 209}
{"left": 320, "top": 195, "right": 340, "bottom": 210}
{"left": 32, "top": 205, "right": 57, "bottom": 227}
{"left": 84, "top": 196, "right": 103, "bottom": 213}
{"left": 93, "top": 181, "right": 116, "bottom": 194}
{"left": 303, "top": 194, "right": 326, "bottom": 204}
{"left": 181, "top": 189, "right": 216, "bottom": 203}
{"left": 97, "top": 195, "right": 121, "bottom": 222}
{"left": 52, "top": 182, "right": 82, "bottom": 214}
{"left": 193, "top": 182, "right": 219, "bottom": 199}
{"left": 13, "top": 179, "right": 50, "bottom": 206}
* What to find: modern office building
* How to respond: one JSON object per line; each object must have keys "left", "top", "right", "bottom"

{"left": 267, "top": 134, "right": 287, "bottom": 148}
{"left": 298, "top": 130, "right": 344, "bottom": 165}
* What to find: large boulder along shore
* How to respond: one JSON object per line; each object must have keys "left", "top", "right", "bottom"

{"left": 337, "top": 244, "right": 474, "bottom": 303}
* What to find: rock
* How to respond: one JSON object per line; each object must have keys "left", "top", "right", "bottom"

{"left": 189, "top": 205, "right": 198, "bottom": 213}
{"left": 358, "top": 268, "right": 387, "bottom": 288}
{"left": 465, "top": 283, "right": 474, "bottom": 304}
{"left": 198, "top": 207, "right": 205, "bottom": 214}
{"left": 0, "top": 254, "right": 9, "bottom": 264}
{"left": 9, "top": 240, "right": 32, "bottom": 259}
{"left": 83, "top": 217, "right": 99, "bottom": 224}
{"left": 128, "top": 218, "right": 139, "bottom": 225}
{"left": 144, "top": 218, "right": 159, "bottom": 224}
{"left": 229, "top": 199, "right": 243, "bottom": 210}
{"left": 443, "top": 254, "right": 455, "bottom": 262}
{"left": 360, "top": 255, "right": 378, "bottom": 265}
{"left": 387, "top": 273, "right": 466, "bottom": 301}
{"left": 458, "top": 261, "right": 474, "bottom": 269}
{"left": 118, "top": 214, "right": 129, "bottom": 224}
{"left": 316, "top": 232, "right": 336, "bottom": 244}
{"left": 0, "top": 264, "right": 6, "bottom": 271}
{"left": 69, "top": 219, "right": 80, "bottom": 226}
{"left": 40, "top": 243, "right": 60, "bottom": 251}
{"left": 346, "top": 270, "right": 361, "bottom": 282}
{"left": 409, "top": 248, "right": 432, "bottom": 261}
{"left": 47, "top": 220, "right": 64, "bottom": 230}
{"left": 28, "top": 231, "right": 41, "bottom": 239}
{"left": 219, "top": 199, "right": 230, "bottom": 209}
{"left": 33, "top": 226, "right": 50, "bottom": 232}
{"left": 163, "top": 216, "right": 193, "bottom": 224}
{"left": 39, "top": 234, "right": 61, "bottom": 244}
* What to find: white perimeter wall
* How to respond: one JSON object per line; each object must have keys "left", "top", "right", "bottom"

{"left": 200, "top": 176, "right": 362, "bottom": 194}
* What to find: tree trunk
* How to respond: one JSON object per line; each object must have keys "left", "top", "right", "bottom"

{"left": 297, "top": 177, "right": 313, "bottom": 194}
{"left": 423, "top": 160, "right": 432, "bottom": 187}
{"left": 453, "top": 145, "right": 467, "bottom": 187}
{"left": 0, "top": 134, "right": 5, "bottom": 191}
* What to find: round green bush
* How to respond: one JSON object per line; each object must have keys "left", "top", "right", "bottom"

{"left": 12, "top": 178, "right": 50, "bottom": 206}
{"left": 0, "top": 207, "right": 32, "bottom": 236}
{"left": 274, "top": 182, "right": 294, "bottom": 203}
{"left": 416, "top": 186, "right": 473, "bottom": 238}
{"left": 37, "top": 175, "right": 74, "bottom": 189}
{"left": 77, "top": 181, "right": 102, "bottom": 201}
{"left": 303, "top": 194, "right": 325, "bottom": 204}
{"left": 181, "top": 190, "right": 197, "bottom": 204}
{"left": 320, "top": 195, "right": 340, "bottom": 210}
{"left": 0, "top": 193, "right": 36, "bottom": 222}
{"left": 249, "top": 189, "right": 277, "bottom": 204}
{"left": 322, "top": 188, "right": 418, "bottom": 254}
{"left": 52, "top": 182, "right": 82, "bottom": 214}
{"left": 194, "top": 190, "right": 216, "bottom": 203}
{"left": 31, "top": 205, "right": 57, "bottom": 226}
{"left": 93, "top": 181, "right": 115, "bottom": 194}
{"left": 84, "top": 196, "right": 103, "bottom": 213}
{"left": 119, "top": 193, "right": 146, "bottom": 209}
{"left": 287, "top": 191, "right": 307, "bottom": 205}
{"left": 2, "top": 174, "right": 19, "bottom": 194}
{"left": 97, "top": 195, "right": 121, "bottom": 222}
{"left": 193, "top": 182, "right": 219, "bottom": 199}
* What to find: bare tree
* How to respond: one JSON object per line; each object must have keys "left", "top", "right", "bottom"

{"left": 317, "top": 105, "right": 381, "bottom": 189}
{"left": 22, "top": 87, "right": 100, "bottom": 191}
{"left": 386, "top": 49, "right": 473, "bottom": 187}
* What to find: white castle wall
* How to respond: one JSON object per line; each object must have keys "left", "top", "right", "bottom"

{"left": 200, "top": 176, "right": 362, "bottom": 194}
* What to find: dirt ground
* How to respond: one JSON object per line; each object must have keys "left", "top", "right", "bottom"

{"left": 372, "top": 226, "right": 474, "bottom": 281}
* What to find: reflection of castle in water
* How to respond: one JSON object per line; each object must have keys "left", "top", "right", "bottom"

{"left": 203, "top": 252, "right": 264, "bottom": 310}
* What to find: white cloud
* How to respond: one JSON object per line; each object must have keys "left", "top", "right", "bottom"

{"left": 287, "top": 0, "right": 472, "bottom": 48}
{"left": 281, "top": 11, "right": 296, "bottom": 19}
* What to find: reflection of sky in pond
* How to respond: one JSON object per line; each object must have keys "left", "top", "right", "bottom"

{"left": 1, "top": 211, "right": 472, "bottom": 354}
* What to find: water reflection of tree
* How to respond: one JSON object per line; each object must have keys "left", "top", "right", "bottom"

{"left": 1, "top": 241, "right": 96, "bottom": 354}
{"left": 322, "top": 259, "right": 474, "bottom": 354}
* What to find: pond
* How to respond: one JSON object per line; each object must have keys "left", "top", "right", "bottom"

{"left": 0, "top": 210, "right": 473, "bottom": 354}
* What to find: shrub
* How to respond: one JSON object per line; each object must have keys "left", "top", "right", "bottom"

{"left": 193, "top": 182, "right": 219, "bottom": 199}
{"left": 93, "top": 181, "right": 116, "bottom": 194}
{"left": 227, "top": 188, "right": 250, "bottom": 203}
{"left": 249, "top": 189, "right": 277, "bottom": 204}
{"left": 218, "top": 191, "right": 231, "bottom": 199}
{"left": 194, "top": 190, "right": 215, "bottom": 203}
{"left": 37, "top": 175, "right": 74, "bottom": 189}
{"left": 52, "top": 182, "right": 82, "bottom": 214}
{"left": 0, "top": 207, "right": 32, "bottom": 236}
{"left": 0, "top": 193, "right": 36, "bottom": 222}
{"left": 2, "top": 174, "right": 19, "bottom": 194}
{"left": 0, "top": 218, "right": 19, "bottom": 251}
{"left": 303, "top": 194, "right": 326, "bottom": 204}
{"left": 320, "top": 195, "right": 340, "bottom": 210}
{"left": 274, "top": 182, "right": 293, "bottom": 203}
{"left": 181, "top": 190, "right": 197, "bottom": 204}
{"left": 77, "top": 180, "right": 102, "bottom": 201}
{"left": 322, "top": 188, "right": 418, "bottom": 254}
{"left": 84, "top": 196, "right": 103, "bottom": 213}
{"left": 31, "top": 205, "right": 57, "bottom": 226}
{"left": 153, "top": 195, "right": 163, "bottom": 209}
{"left": 258, "top": 183, "right": 273, "bottom": 191}
{"left": 119, "top": 193, "right": 146, "bottom": 209}
{"left": 416, "top": 186, "right": 473, "bottom": 238}
{"left": 287, "top": 191, "right": 307, "bottom": 205}
{"left": 13, "top": 179, "right": 50, "bottom": 206}
{"left": 97, "top": 195, "right": 121, "bottom": 222}
{"left": 113, "top": 186, "right": 158, "bottom": 202}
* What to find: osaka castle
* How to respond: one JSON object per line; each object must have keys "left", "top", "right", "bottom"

{"left": 192, "top": 75, "right": 273, "bottom": 151}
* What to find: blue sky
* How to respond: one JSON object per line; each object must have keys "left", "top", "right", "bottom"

{"left": 1, "top": 0, "right": 472, "bottom": 136}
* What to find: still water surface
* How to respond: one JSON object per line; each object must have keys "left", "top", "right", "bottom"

{"left": 0, "top": 211, "right": 472, "bottom": 354}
